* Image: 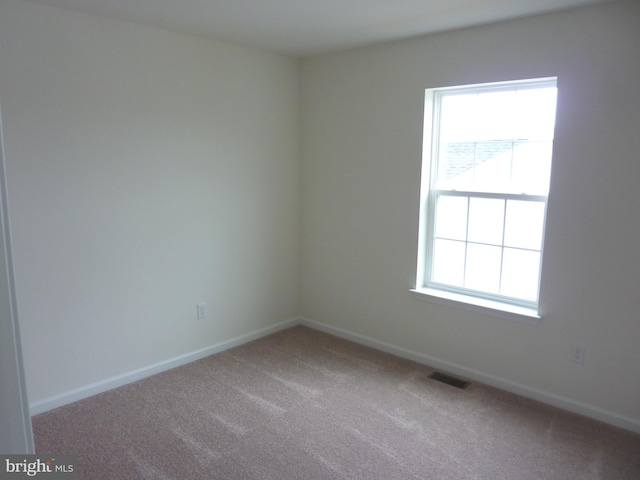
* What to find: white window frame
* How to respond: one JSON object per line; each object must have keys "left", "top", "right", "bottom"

{"left": 412, "top": 77, "right": 557, "bottom": 323}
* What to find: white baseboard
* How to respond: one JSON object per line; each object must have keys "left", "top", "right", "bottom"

{"left": 298, "top": 317, "right": 640, "bottom": 434}
{"left": 29, "top": 318, "right": 298, "bottom": 416}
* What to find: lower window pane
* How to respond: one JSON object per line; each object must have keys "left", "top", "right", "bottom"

{"left": 435, "top": 195, "right": 468, "bottom": 240}
{"left": 465, "top": 243, "right": 501, "bottom": 293}
{"left": 501, "top": 248, "right": 540, "bottom": 300}
{"left": 467, "top": 197, "right": 505, "bottom": 245}
{"left": 504, "top": 200, "right": 545, "bottom": 250}
{"left": 432, "top": 239, "right": 465, "bottom": 287}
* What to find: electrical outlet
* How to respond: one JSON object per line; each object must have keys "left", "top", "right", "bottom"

{"left": 197, "top": 303, "right": 207, "bottom": 319}
{"left": 571, "top": 344, "right": 586, "bottom": 364}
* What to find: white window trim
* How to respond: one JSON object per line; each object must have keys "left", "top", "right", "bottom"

{"left": 410, "top": 287, "right": 541, "bottom": 325}
{"left": 413, "top": 77, "right": 556, "bottom": 322}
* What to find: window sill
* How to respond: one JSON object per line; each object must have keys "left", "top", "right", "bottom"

{"left": 410, "top": 288, "right": 541, "bottom": 325}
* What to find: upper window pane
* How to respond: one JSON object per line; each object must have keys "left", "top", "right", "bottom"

{"left": 435, "top": 85, "right": 557, "bottom": 195}
{"left": 513, "top": 88, "right": 558, "bottom": 141}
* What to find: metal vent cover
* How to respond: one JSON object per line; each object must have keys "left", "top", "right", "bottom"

{"left": 428, "top": 371, "right": 471, "bottom": 390}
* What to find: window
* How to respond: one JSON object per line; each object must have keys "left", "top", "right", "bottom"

{"left": 413, "top": 78, "right": 557, "bottom": 319}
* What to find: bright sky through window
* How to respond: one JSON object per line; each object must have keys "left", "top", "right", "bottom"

{"left": 436, "top": 87, "right": 557, "bottom": 195}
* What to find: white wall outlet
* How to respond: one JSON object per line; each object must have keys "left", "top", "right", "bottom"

{"left": 571, "top": 344, "right": 586, "bottom": 364}
{"left": 197, "top": 303, "right": 207, "bottom": 319}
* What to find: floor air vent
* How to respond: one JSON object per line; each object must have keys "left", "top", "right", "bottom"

{"left": 428, "top": 372, "right": 471, "bottom": 390}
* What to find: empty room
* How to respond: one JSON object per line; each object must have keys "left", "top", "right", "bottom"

{"left": 1, "top": 0, "right": 639, "bottom": 478}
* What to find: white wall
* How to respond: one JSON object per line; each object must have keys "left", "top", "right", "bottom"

{"left": 0, "top": 0, "right": 299, "bottom": 404}
{"left": 300, "top": 1, "right": 640, "bottom": 426}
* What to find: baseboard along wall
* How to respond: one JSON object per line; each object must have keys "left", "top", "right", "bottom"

{"left": 29, "top": 318, "right": 299, "bottom": 416}
{"left": 29, "top": 316, "right": 640, "bottom": 434}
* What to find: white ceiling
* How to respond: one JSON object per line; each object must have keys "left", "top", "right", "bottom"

{"left": 26, "top": 0, "right": 614, "bottom": 57}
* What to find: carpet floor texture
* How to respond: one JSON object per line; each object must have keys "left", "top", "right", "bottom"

{"left": 33, "top": 325, "right": 640, "bottom": 479}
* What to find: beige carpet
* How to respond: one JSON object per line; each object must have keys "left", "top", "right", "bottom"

{"left": 33, "top": 325, "right": 640, "bottom": 479}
